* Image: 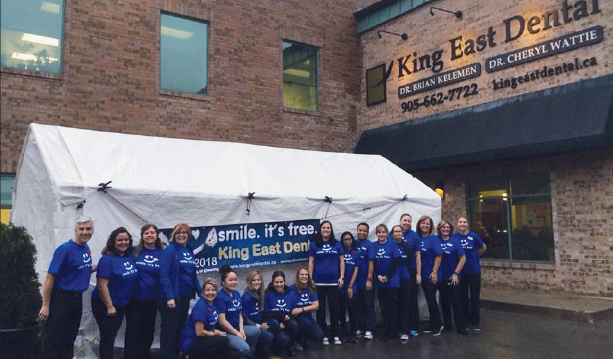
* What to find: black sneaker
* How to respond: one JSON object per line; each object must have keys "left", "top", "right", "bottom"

{"left": 422, "top": 326, "right": 433, "bottom": 334}
{"left": 432, "top": 325, "right": 444, "bottom": 336}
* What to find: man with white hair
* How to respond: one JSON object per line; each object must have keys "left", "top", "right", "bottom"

{"left": 38, "top": 216, "right": 96, "bottom": 359}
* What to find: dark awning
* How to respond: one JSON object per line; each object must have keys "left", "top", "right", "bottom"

{"left": 354, "top": 74, "right": 613, "bottom": 171}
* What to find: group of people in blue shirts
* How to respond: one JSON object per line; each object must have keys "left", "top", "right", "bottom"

{"left": 39, "top": 213, "right": 486, "bottom": 359}
{"left": 308, "top": 214, "right": 487, "bottom": 345}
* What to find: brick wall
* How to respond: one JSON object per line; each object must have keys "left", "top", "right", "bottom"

{"left": 0, "top": 0, "right": 373, "bottom": 172}
{"left": 414, "top": 148, "right": 613, "bottom": 297}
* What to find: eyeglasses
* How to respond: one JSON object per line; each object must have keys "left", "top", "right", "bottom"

{"left": 176, "top": 231, "right": 188, "bottom": 236}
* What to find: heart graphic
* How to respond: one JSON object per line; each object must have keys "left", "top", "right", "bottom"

{"left": 192, "top": 229, "right": 200, "bottom": 239}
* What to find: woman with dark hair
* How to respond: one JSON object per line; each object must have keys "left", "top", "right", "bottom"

{"left": 308, "top": 220, "right": 344, "bottom": 345}
{"left": 125, "top": 224, "right": 164, "bottom": 359}
{"left": 215, "top": 264, "right": 260, "bottom": 359}
{"left": 391, "top": 224, "right": 414, "bottom": 341}
{"left": 338, "top": 231, "right": 359, "bottom": 342}
{"left": 263, "top": 271, "right": 299, "bottom": 357}
{"left": 417, "top": 215, "right": 444, "bottom": 336}
{"left": 452, "top": 216, "right": 486, "bottom": 331}
{"left": 180, "top": 278, "right": 230, "bottom": 359}
{"left": 437, "top": 220, "right": 467, "bottom": 335}
{"left": 158, "top": 223, "right": 202, "bottom": 359}
{"left": 241, "top": 270, "right": 274, "bottom": 359}
{"left": 290, "top": 266, "right": 323, "bottom": 351}
{"left": 91, "top": 227, "right": 138, "bottom": 359}
{"left": 373, "top": 224, "right": 401, "bottom": 341}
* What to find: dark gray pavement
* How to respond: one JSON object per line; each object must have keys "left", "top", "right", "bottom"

{"left": 290, "top": 308, "right": 613, "bottom": 359}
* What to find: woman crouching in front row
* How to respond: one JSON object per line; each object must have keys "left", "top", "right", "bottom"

{"left": 180, "top": 278, "right": 229, "bottom": 359}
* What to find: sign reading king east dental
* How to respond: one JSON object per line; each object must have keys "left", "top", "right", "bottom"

{"left": 160, "top": 219, "right": 319, "bottom": 273}
{"left": 364, "top": 0, "right": 604, "bottom": 108}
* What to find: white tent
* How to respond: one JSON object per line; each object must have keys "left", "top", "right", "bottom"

{"left": 13, "top": 123, "right": 441, "bottom": 277}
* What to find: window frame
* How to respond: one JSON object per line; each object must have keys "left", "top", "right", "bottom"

{"left": 282, "top": 40, "right": 320, "bottom": 112}
{"left": 0, "top": 0, "right": 65, "bottom": 76}
{"left": 159, "top": 11, "right": 210, "bottom": 97}
{"left": 466, "top": 172, "right": 555, "bottom": 263}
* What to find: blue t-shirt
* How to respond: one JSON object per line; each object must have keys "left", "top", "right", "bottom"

{"left": 48, "top": 239, "right": 93, "bottom": 292}
{"left": 452, "top": 231, "right": 485, "bottom": 274}
{"left": 373, "top": 239, "right": 401, "bottom": 288}
{"left": 177, "top": 246, "right": 197, "bottom": 295}
{"left": 264, "top": 289, "right": 297, "bottom": 315}
{"left": 214, "top": 289, "right": 242, "bottom": 330}
{"left": 308, "top": 240, "right": 344, "bottom": 285}
{"left": 403, "top": 230, "right": 421, "bottom": 270}
{"left": 181, "top": 297, "right": 219, "bottom": 352}
{"left": 439, "top": 237, "right": 465, "bottom": 280}
{"left": 341, "top": 249, "right": 359, "bottom": 294}
{"left": 91, "top": 254, "right": 138, "bottom": 306}
{"left": 132, "top": 247, "right": 162, "bottom": 300}
{"left": 290, "top": 284, "right": 317, "bottom": 322}
{"left": 420, "top": 235, "right": 444, "bottom": 283}
{"left": 395, "top": 240, "right": 411, "bottom": 281}
{"left": 241, "top": 291, "right": 262, "bottom": 324}
{"left": 355, "top": 239, "right": 375, "bottom": 288}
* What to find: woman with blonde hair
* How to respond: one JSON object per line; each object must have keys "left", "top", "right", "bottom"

{"left": 242, "top": 270, "right": 274, "bottom": 359}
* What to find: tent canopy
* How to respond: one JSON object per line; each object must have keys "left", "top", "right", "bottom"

{"left": 12, "top": 123, "right": 441, "bottom": 275}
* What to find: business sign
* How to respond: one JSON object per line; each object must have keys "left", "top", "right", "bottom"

{"left": 398, "top": 63, "right": 481, "bottom": 98}
{"left": 160, "top": 219, "right": 319, "bottom": 273}
{"left": 485, "top": 26, "right": 603, "bottom": 72}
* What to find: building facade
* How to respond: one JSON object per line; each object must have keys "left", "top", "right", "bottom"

{"left": 355, "top": 0, "right": 612, "bottom": 297}
{"left": 1, "top": 0, "right": 611, "bottom": 297}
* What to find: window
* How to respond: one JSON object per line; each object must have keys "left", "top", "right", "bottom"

{"left": 1, "top": 173, "right": 16, "bottom": 224}
{"left": 283, "top": 41, "right": 318, "bottom": 111}
{"left": 160, "top": 13, "right": 208, "bottom": 95}
{"left": 467, "top": 173, "right": 554, "bottom": 262}
{"left": 1, "top": 0, "right": 64, "bottom": 74}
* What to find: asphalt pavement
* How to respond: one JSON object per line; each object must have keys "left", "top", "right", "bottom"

{"left": 287, "top": 308, "right": 613, "bottom": 359}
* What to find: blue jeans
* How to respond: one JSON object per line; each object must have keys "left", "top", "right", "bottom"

{"left": 267, "top": 319, "right": 298, "bottom": 357}
{"left": 255, "top": 325, "right": 274, "bottom": 359}
{"left": 226, "top": 324, "right": 260, "bottom": 359}
{"left": 297, "top": 317, "right": 324, "bottom": 342}
{"left": 157, "top": 295, "right": 191, "bottom": 359}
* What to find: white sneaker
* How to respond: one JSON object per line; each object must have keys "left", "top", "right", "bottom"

{"left": 322, "top": 337, "right": 329, "bottom": 345}
{"left": 364, "top": 331, "right": 373, "bottom": 340}
{"left": 400, "top": 333, "right": 409, "bottom": 340}
{"left": 333, "top": 337, "right": 342, "bottom": 345}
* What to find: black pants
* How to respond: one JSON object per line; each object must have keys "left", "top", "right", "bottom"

{"left": 408, "top": 269, "right": 420, "bottom": 332}
{"left": 184, "top": 335, "right": 230, "bottom": 359}
{"left": 421, "top": 280, "right": 442, "bottom": 330}
{"left": 124, "top": 298, "right": 158, "bottom": 359}
{"left": 354, "top": 286, "right": 375, "bottom": 333}
{"left": 338, "top": 291, "right": 357, "bottom": 334}
{"left": 42, "top": 288, "right": 83, "bottom": 359}
{"left": 460, "top": 272, "right": 481, "bottom": 326}
{"left": 396, "top": 279, "right": 411, "bottom": 334}
{"left": 439, "top": 280, "right": 464, "bottom": 329}
{"left": 315, "top": 285, "right": 340, "bottom": 338}
{"left": 91, "top": 296, "right": 127, "bottom": 359}
{"left": 157, "top": 295, "right": 192, "bottom": 359}
{"left": 376, "top": 287, "right": 398, "bottom": 336}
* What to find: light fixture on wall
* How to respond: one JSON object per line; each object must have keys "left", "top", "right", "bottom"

{"left": 377, "top": 30, "right": 408, "bottom": 41}
{"left": 435, "top": 180, "right": 445, "bottom": 199}
{"left": 430, "top": 6, "right": 462, "bottom": 19}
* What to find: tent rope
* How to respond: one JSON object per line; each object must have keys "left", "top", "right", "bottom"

{"left": 101, "top": 191, "right": 149, "bottom": 224}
